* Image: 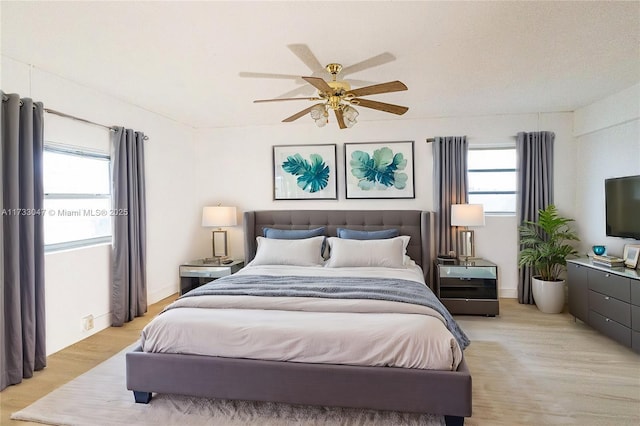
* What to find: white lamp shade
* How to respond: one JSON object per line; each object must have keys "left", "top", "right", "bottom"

{"left": 451, "top": 204, "right": 485, "bottom": 227}
{"left": 202, "top": 206, "right": 237, "bottom": 227}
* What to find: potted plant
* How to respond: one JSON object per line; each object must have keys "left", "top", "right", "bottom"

{"left": 518, "top": 204, "right": 580, "bottom": 313}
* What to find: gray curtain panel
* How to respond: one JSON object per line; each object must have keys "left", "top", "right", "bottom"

{"left": 433, "top": 136, "right": 469, "bottom": 256}
{"left": 1, "top": 92, "right": 46, "bottom": 391}
{"left": 516, "top": 131, "right": 554, "bottom": 304}
{"left": 111, "top": 127, "right": 147, "bottom": 326}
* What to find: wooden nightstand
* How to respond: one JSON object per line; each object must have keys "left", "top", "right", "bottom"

{"left": 435, "top": 258, "right": 499, "bottom": 316}
{"left": 179, "top": 259, "right": 244, "bottom": 295}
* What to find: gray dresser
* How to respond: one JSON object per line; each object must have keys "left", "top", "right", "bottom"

{"left": 567, "top": 258, "right": 640, "bottom": 353}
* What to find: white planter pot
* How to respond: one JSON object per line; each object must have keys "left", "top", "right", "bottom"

{"left": 532, "top": 277, "right": 565, "bottom": 314}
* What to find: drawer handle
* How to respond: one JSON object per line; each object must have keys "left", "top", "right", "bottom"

{"left": 605, "top": 318, "right": 610, "bottom": 322}
{"left": 605, "top": 274, "right": 610, "bottom": 277}
{"left": 604, "top": 296, "right": 610, "bottom": 300}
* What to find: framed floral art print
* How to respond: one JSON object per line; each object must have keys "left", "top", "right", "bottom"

{"left": 344, "top": 141, "right": 415, "bottom": 199}
{"left": 273, "top": 144, "right": 337, "bottom": 200}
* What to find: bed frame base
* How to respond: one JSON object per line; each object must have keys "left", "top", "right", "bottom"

{"left": 127, "top": 345, "right": 471, "bottom": 424}
{"left": 133, "top": 390, "right": 152, "bottom": 403}
{"left": 130, "top": 391, "right": 465, "bottom": 426}
{"left": 444, "top": 415, "right": 465, "bottom": 426}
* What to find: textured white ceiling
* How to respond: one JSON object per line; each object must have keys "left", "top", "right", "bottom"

{"left": 2, "top": 1, "right": 639, "bottom": 129}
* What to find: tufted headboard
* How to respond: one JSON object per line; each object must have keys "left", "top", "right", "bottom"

{"left": 243, "top": 210, "right": 435, "bottom": 283}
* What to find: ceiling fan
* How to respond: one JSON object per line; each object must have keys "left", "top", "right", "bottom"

{"left": 240, "top": 44, "right": 396, "bottom": 98}
{"left": 253, "top": 62, "right": 409, "bottom": 129}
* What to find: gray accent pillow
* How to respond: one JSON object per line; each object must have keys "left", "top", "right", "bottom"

{"left": 263, "top": 227, "right": 326, "bottom": 239}
{"left": 337, "top": 228, "right": 399, "bottom": 240}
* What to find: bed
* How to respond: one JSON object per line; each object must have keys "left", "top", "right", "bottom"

{"left": 126, "top": 210, "right": 472, "bottom": 425}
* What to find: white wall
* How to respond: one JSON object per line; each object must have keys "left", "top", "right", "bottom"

{"left": 2, "top": 55, "right": 199, "bottom": 354}
{"left": 194, "top": 111, "right": 575, "bottom": 298}
{"left": 573, "top": 83, "right": 640, "bottom": 258}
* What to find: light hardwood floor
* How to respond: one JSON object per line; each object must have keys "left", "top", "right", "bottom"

{"left": 2, "top": 297, "right": 639, "bottom": 425}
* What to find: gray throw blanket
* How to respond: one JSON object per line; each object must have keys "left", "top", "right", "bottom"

{"left": 183, "top": 274, "right": 470, "bottom": 350}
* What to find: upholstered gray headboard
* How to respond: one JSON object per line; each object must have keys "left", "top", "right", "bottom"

{"left": 243, "top": 210, "right": 434, "bottom": 283}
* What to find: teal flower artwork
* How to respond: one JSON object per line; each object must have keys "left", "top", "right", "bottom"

{"left": 350, "top": 147, "right": 408, "bottom": 190}
{"left": 281, "top": 153, "right": 330, "bottom": 193}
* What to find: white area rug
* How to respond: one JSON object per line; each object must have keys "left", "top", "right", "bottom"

{"left": 11, "top": 345, "right": 445, "bottom": 426}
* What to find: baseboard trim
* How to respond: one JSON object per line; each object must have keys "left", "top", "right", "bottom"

{"left": 500, "top": 288, "right": 517, "bottom": 298}
{"left": 148, "top": 283, "right": 179, "bottom": 305}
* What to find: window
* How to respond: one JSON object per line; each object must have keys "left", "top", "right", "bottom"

{"left": 43, "top": 145, "right": 111, "bottom": 251}
{"left": 468, "top": 147, "right": 516, "bottom": 214}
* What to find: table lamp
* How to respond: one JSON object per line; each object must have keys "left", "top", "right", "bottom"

{"left": 202, "top": 206, "right": 237, "bottom": 264}
{"left": 451, "top": 203, "right": 485, "bottom": 261}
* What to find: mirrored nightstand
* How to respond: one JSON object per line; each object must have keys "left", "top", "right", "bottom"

{"left": 435, "top": 259, "right": 499, "bottom": 316}
{"left": 179, "top": 259, "right": 244, "bottom": 295}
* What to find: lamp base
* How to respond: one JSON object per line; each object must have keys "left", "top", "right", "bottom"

{"left": 211, "top": 229, "right": 229, "bottom": 259}
{"left": 458, "top": 230, "right": 476, "bottom": 259}
{"left": 203, "top": 256, "right": 231, "bottom": 265}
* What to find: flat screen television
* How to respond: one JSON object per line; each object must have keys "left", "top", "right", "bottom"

{"left": 605, "top": 175, "right": 640, "bottom": 240}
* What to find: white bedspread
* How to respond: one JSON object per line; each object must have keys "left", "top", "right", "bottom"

{"left": 141, "top": 265, "right": 463, "bottom": 371}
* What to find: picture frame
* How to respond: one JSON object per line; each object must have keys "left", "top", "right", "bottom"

{"left": 273, "top": 144, "right": 337, "bottom": 200}
{"left": 344, "top": 141, "right": 415, "bottom": 199}
{"left": 623, "top": 244, "right": 640, "bottom": 269}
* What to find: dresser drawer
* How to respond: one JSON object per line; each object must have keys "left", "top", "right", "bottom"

{"left": 632, "top": 304, "right": 640, "bottom": 332}
{"left": 633, "top": 330, "right": 640, "bottom": 354}
{"left": 632, "top": 282, "right": 640, "bottom": 306}
{"left": 589, "top": 311, "right": 631, "bottom": 347}
{"left": 588, "top": 270, "right": 630, "bottom": 302}
{"left": 588, "top": 290, "right": 631, "bottom": 327}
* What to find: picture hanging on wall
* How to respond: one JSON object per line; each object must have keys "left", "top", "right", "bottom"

{"left": 273, "top": 144, "right": 338, "bottom": 200}
{"left": 344, "top": 141, "right": 415, "bottom": 199}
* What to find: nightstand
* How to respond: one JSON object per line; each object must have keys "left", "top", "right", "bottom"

{"left": 435, "top": 259, "right": 499, "bottom": 316}
{"left": 179, "top": 259, "right": 244, "bottom": 295}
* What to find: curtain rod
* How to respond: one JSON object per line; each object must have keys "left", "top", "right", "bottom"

{"left": 45, "top": 108, "right": 115, "bottom": 131}
{"left": 44, "top": 108, "right": 149, "bottom": 141}
{"left": 426, "top": 136, "right": 517, "bottom": 143}
{"left": 3, "top": 96, "right": 148, "bottom": 141}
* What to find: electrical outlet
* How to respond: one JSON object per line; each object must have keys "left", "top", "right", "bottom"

{"left": 82, "top": 315, "right": 94, "bottom": 331}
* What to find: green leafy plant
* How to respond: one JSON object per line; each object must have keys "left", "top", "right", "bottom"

{"left": 518, "top": 204, "right": 580, "bottom": 281}
{"left": 350, "top": 147, "right": 408, "bottom": 190}
{"left": 281, "top": 153, "right": 329, "bottom": 193}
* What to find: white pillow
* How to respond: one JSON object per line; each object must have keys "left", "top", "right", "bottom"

{"left": 250, "top": 236, "right": 325, "bottom": 266}
{"left": 398, "top": 235, "right": 414, "bottom": 265}
{"left": 325, "top": 237, "right": 405, "bottom": 268}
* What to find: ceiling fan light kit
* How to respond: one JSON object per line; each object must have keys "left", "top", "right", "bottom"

{"left": 253, "top": 62, "right": 408, "bottom": 129}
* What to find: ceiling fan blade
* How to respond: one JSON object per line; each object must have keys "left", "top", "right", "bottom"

{"left": 283, "top": 104, "right": 319, "bottom": 122}
{"left": 334, "top": 109, "right": 347, "bottom": 129}
{"left": 277, "top": 85, "right": 317, "bottom": 98}
{"left": 253, "top": 97, "right": 320, "bottom": 103}
{"left": 352, "top": 98, "right": 409, "bottom": 115}
{"left": 239, "top": 71, "right": 303, "bottom": 81}
{"left": 302, "top": 76, "right": 333, "bottom": 93}
{"left": 287, "top": 44, "right": 325, "bottom": 73}
{"left": 347, "top": 81, "right": 408, "bottom": 97}
{"left": 348, "top": 79, "right": 377, "bottom": 87}
{"left": 341, "top": 52, "right": 396, "bottom": 76}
